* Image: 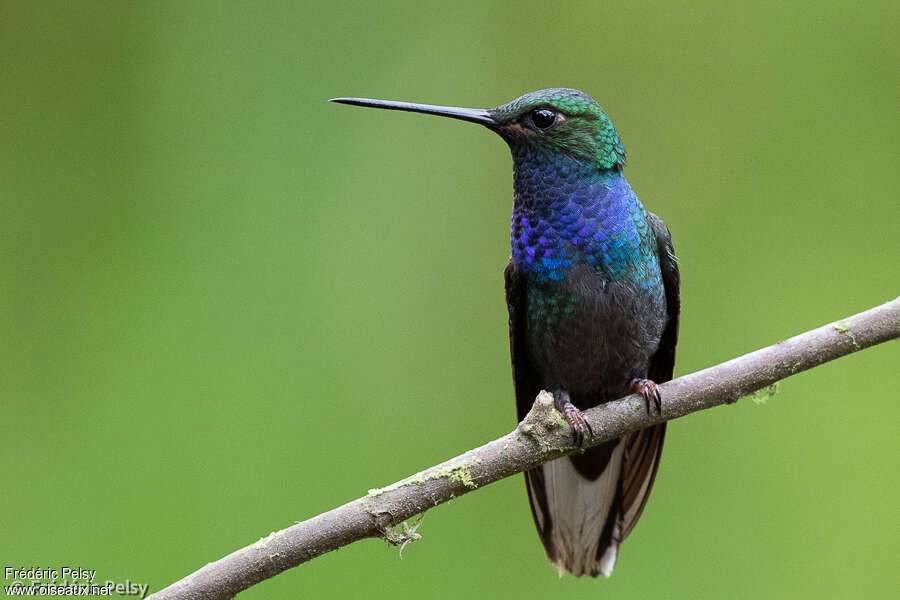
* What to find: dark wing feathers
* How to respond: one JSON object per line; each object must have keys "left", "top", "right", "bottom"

{"left": 506, "top": 261, "right": 542, "bottom": 423}
{"left": 646, "top": 212, "right": 680, "bottom": 384}
{"left": 506, "top": 262, "right": 556, "bottom": 551}
{"left": 621, "top": 424, "right": 665, "bottom": 539}
{"left": 620, "top": 212, "right": 680, "bottom": 540}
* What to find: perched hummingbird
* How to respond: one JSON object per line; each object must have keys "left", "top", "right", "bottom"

{"left": 331, "top": 89, "right": 680, "bottom": 578}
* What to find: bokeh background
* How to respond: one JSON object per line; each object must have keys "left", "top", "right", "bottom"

{"left": 2, "top": 1, "right": 898, "bottom": 598}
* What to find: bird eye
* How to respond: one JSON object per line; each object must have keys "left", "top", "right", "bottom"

{"left": 529, "top": 108, "right": 558, "bottom": 130}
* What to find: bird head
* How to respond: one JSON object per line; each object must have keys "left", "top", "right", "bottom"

{"left": 331, "top": 88, "right": 625, "bottom": 170}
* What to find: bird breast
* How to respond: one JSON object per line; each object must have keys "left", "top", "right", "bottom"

{"left": 524, "top": 265, "right": 667, "bottom": 404}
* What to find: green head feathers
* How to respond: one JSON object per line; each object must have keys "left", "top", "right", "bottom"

{"left": 489, "top": 88, "right": 626, "bottom": 169}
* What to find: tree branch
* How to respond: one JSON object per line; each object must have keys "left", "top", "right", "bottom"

{"left": 149, "top": 297, "right": 900, "bottom": 600}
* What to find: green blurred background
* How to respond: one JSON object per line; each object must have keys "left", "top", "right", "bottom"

{"left": 2, "top": 1, "right": 898, "bottom": 598}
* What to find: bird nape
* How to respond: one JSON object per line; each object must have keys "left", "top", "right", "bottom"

{"left": 331, "top": 88, "right": 680, "bottom": 578}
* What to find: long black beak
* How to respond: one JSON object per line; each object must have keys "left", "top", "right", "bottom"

{"left": 330, "top": 97, "right": 497, "bottom": 126}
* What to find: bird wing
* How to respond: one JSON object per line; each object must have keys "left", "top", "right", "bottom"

{"left": 505, "top": 261, "right": 556, "bottom": 550}
{"left": 620, "top": 212, "right": 681, "bottom": 540}
{"left": 506, "top": 261, "right": 543, "bottom": 423}
{"left": 646, "top": 212, "right": 681, "bottom": 383}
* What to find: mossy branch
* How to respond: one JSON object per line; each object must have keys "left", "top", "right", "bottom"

{"left": 148, "top": 298, "right": 900, "bottom": 600}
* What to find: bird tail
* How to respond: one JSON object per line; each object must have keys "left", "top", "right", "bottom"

{"left": 524, "top": 424, "right": 666, "bottom": 577}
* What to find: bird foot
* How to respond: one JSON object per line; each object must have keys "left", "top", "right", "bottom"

{"left": 552, "top": 390, "right": 592, "bottom": 448}
{"left": 629, "top": 378, "right": 662, "bottom": 415}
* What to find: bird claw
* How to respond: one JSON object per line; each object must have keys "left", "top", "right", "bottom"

{"left": 552, "top": 390, "right": 592, "bottom": 448}
{"left": 629, "top": 378, "right": 662, "bottom": 415}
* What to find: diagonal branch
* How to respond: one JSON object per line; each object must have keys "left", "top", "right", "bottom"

{"left": 149, "top": 297, "right": 900, "bottom": 600}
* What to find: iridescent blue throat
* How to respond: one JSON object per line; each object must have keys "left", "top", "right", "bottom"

{"left": 510, "top": 145, "right": 660, "bottom": 291}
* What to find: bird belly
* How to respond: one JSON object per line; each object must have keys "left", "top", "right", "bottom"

{"left": 524, "top": 267, "right": 666, "bottom": 405}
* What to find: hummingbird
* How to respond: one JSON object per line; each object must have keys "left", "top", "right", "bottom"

{"left": 331, "top": 89, "right": 680, "bottom": 578}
